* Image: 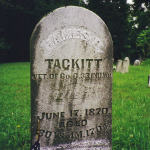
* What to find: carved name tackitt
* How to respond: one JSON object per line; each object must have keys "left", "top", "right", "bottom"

{"left": 45, "top": 59, "right": 102, "bottom": 69}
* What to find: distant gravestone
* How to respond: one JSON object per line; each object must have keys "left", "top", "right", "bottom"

{"left": 124, "top": 57, "right": 130, "bottom": 66}
{"left": 30, "top": 6, "right": 113, "bottom": 149}
{"left": 116, "top": 60, "right": 122, "bottom": 72}
{"left": 121, "top": 60, "right": 129, "bottom": 73}
{"left": 134, "top": 60, "right": 140, "bottom": 66}
{"left": 116, "top": 58, "right": 129, "bottom": 73}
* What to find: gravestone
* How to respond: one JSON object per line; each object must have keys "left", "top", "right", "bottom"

{"left": 30, "top": 6, "right": 113, "bottom": 149}
{"left": 116, "top": 58, "right": 129, "bottom": 73}
{"left": 121, "top": 58, "right": 129, "bottom": 73}
{"left": 124, "top": 57, "right": 130, "bottom": 66}
{"left": 116, "top": 60, "right": 122, "bottom": 72}
{"left": 134, "top": 60, "right": 140, "bottom": 66}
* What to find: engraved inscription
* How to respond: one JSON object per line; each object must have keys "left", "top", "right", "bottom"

{"left": 32, "top": 72, "right": 112, "bottom": 80}
{"left": 36, "top": 107, "right": 111, "bottom": 141}
{"left": 45, "top": 59, "right": 102, "bottom": 69}
{"left": 31, "top": 58, "right": 112, "bottom": 80}
{"left": 37, "top": 108, "right": 111, "bottom": 121}
{"left": 40, "top": 27, "right": 103, "bottom": 52}
{"left": 38, "top": 125, "right": 109, "bottom": 140}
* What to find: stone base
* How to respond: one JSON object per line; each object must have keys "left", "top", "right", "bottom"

{"left": 40, "top": 139, "right": 111, "bottom": 150}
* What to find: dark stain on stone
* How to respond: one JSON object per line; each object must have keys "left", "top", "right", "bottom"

{"left": 30, "top": 24, "right": 42, "bottom": 146}
{"left": 30, "top": 24, "right": 42, "bottom": 71}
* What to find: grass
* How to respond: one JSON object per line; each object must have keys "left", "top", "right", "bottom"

{"left": 0, "top": 62, "right": 150, "bottom": 149}
{"left": 0, "top": 62, "right": 30, "bottom": 150}
{"left": 113, "top": 65, "right": 150, "bottom": 149}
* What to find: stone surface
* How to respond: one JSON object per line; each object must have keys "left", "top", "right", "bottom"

{"left": 116, "top": 60, "right": 122, "bottom": 72}
{"left": 116, "top": 57, "right": 129, "bottom": 73}
{"left": 121, "top": 59, "right": 129, "bottom": 73}
{"left": 30, "top": 6, "right": 113, "bottom": 149}
{"left": 124, "top": 57, "right": 130, "bottom": 66}
{"left": 134, "top": 60, "right": 140, "bottom": 66}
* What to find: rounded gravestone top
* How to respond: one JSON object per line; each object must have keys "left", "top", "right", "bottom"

{"left": 30, "top": 6, "right": 113, "bottom": 73}
{"left": 134, "top": 60, "right": 140, "bottom": 66}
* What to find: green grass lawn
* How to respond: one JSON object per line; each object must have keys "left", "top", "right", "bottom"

{"left": 0, "top": 63, "right": 30, "bottom": 150}
{"left": 0, "top": 62, "right": 150, "bottom": 149}
{"left": 113, "top": 66, "right": 150, "bottom": 149}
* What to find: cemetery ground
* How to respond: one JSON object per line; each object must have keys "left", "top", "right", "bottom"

{"left": 0, "top": 61, "right": 150, "bottom": 150}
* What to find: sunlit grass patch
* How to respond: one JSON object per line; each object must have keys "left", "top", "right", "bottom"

{"left": 0, "top": 62, "right": 31, "bottom": 150}
{"left": 113, "top": 65, "right": 150, "bottom": 149}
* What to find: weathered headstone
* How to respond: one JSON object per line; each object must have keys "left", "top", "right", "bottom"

{"left": 134, "top": 60, "right": 140, "bottom": 66}
{"left": 121, "top": 59, "right": 129, "bottom": 73}
{"left": 116, "top": 58, "right": 129, "bottom": 73}
{"left": 124, "top": 57, "right": 130, "bottom": 66}
{"left": 30, "top": 6, "right": 113, "bottom": 149}
{"left": 116, "top": 60, "right": 122, "bottom": 72}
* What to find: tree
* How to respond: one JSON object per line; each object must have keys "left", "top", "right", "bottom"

{"left": 136, "top": 27, "right": 150, "bottom": 59}
{"left": 86, "top": 0, "right": 130, "bottom": 61}
{"left": 126, "top": 1, "right": 150, "bottom": 62}
{"left": 0, "top": 0, "right": 37, "bottom": 62}
{"left": 0, "top": 0, "right": 86, "bottom": 63}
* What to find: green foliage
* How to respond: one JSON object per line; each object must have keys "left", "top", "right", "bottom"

{"left": 0, "top": 62, "right": 31, "bottom": 149}
{"left": 127, "top": 1, "right": 150, "bottom": 62}
{"left": 141, "top": 58, "right": 150, "bottom": 66}
{"left": 87, "top": 0, "right": 130, "bottom": 61}
{"left": 136, "top": 28, "right": 150, "bottom": 58}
